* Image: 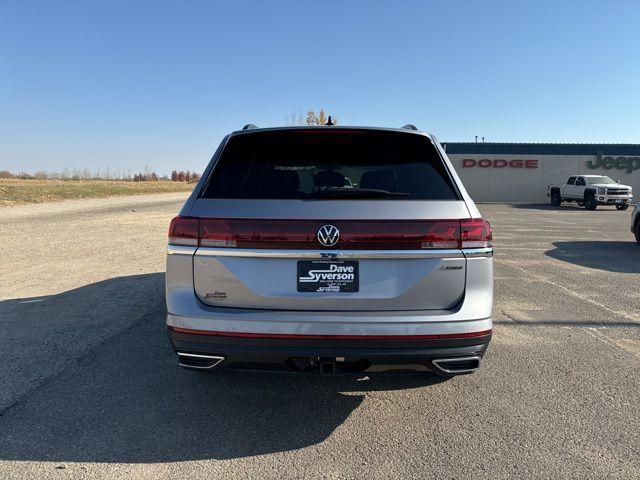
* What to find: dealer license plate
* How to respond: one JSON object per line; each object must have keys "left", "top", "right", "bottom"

{"left": 297, "top": 260, "right": 359, "bottom": 293}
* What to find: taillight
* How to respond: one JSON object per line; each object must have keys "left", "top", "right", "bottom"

{"left": 420, "top": 221, "right": 459, "bottom": 249}
{"left": 168, "top": 216, "right": 198, "bottom": 246}
{"left": 460, "top": 218, "right": 492, "bottom": 248}
{"left": 167, "top": 217, "right": 492, "bottom": 250}
{"left": 199, "top": 219, "right": 241, "bottom": 247}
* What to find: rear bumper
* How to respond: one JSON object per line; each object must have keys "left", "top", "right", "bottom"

{"left": 168, "top": 327, "right": 492, "bottom": 375}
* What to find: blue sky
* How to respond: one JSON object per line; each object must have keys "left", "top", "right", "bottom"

{"left": 1, "top": 0, "right": 639, "bottom": 175}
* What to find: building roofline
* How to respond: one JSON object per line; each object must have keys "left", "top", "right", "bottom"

{"left": 443, "top": 141, "right": 640, "bottom": 144}
{"left": 442, "top": 142, "right": 640, "bottom": 156}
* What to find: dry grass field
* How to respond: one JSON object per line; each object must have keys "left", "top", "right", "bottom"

{"left": 0, "top": 179, "right": 195, "bottom": 206}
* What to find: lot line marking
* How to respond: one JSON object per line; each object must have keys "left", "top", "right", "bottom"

{"left": 500, "top": 261, "right": 640, "bottom": 324}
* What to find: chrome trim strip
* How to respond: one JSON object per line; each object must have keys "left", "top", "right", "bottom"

{"left": 432, "top": 356, "right": 481, "bottom": 374}
{"left": 177, "top": 353, "right": 225, "bottom": 370}
{"left": 194, "top": 247, "right": 465, "bottom": 259}
{"left": 462, "top": 247, "right": 493, "bottom": 258}
{"left": 167, "top": 245, "right": 198, "bottom": 255}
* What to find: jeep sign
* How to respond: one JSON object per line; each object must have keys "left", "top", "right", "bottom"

{"left": 587, "top": 152, "right": 640, "bottom": 173}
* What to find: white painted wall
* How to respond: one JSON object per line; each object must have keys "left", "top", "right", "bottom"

{"left": 447, "top": 154, "right": 639, "bottom": 203}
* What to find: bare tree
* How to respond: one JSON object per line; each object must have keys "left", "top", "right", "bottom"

{"left": 283, "top": 110, "right": 306, "bottom": 126}
{"left": 302, "top": 109, "right": 339, "bottom": 126}
{"left": 316, "top": 109, "right": 326, "bottom": 125}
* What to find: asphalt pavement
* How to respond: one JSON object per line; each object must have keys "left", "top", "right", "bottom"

{"left": 0, "top": 196, "right": 638, "bottom": 479}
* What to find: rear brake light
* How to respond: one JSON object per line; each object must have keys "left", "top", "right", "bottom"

{"left": 460, "top": 218, "right": 492, "bottom": 248}
{"left": 167, "top": 217, "right": 492, "bottom": 250}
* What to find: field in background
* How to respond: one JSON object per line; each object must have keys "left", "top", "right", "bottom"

{"left": 0, "top": 179, "right": 195, "bottom": 206}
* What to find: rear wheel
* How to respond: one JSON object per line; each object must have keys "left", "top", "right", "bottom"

{"left": 635, "top": 220, "right": 640, "bottom": 244}
{"left": 584, "top": 195, "right": 598, "bottom": 210}
{"left": 616, "top": 204, "right": 629, "bottom": 211}
{"left": 550, "top": 191, "right": 562, "bottom": 206}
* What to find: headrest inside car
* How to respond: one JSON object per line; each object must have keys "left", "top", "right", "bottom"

{"left": 359, "top": 169, "right": 397, "bottom": 191}
{"left": 314, "top": 171, "right": 346, "bottom": 189}
{"left": 261, "top": 169, "right": 300, "bottom": 194}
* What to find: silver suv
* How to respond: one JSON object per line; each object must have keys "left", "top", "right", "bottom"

{"left": 166, "top": 125, "right": 493, "bottom": 375}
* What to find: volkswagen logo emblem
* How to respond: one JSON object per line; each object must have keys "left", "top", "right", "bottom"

{"left": 317, "top": 225, "right": 340, "bottom": 247}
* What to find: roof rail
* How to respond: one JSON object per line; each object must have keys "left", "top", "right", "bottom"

{"left": 242, "top": 124, "right": 258, "bottom": 130}
{"left": 401, "top": 124, "right": 419, "bottom": 131}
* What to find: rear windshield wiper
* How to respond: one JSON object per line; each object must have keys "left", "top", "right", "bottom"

{"left": 307, "top": 187, "right": 410, "bottom": 199}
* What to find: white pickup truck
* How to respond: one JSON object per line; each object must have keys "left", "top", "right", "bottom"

{"left": 548, "top": 175, "right": 633, "bottom": 210}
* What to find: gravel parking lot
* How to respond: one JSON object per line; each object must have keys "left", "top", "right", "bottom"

{"left": 0, "top": 195, "right": 638, "bottom": 479}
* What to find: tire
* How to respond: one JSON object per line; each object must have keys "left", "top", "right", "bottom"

{"left": 550, "top": 191, "right": 562, "bottom": 206}
{"left": 635, "top": 220, "right": 640, "bottom": 245}
{"left": 584, "top": 195, "right": 598, "bottom": 210}
{"left": 616, "top": 204, "right": 629, "bottom": 211}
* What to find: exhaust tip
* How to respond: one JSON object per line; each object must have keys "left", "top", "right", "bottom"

{"left": 432, "top": 356, "right": 480, "bottom": 374}
{"left": 177, "top": 353, "right": 225, "bottom": 370}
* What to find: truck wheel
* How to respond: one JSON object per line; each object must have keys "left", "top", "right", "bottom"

{"left": 584, "top": 195, "right": 597, "bottom": 210}
{"left": 616, "top": 204, "right": 629, "bottom": 211}
{"left": 550, "top": 191, "right": 562, "bottom": 206}
{"left": 635, "top": 221, "right": 640, "bottom": 244}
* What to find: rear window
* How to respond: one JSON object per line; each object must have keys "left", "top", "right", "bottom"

{"left": 201, "top": 129, "right": 460, "bottom": 200}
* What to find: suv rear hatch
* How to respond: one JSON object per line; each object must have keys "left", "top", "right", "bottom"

{"left": 171, "top": 128, "right": 490, "bottom": 311}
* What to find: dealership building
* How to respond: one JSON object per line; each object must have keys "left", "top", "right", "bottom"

{"left": 442, "top": 143, "right": 640, "bottom": 203}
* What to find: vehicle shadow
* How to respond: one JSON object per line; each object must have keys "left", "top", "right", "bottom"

{"left": 545, "top": 241, "right": 640, "bottom": 273}
{"left": 0, "top": 274, "right": 447, "bottom": 463}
